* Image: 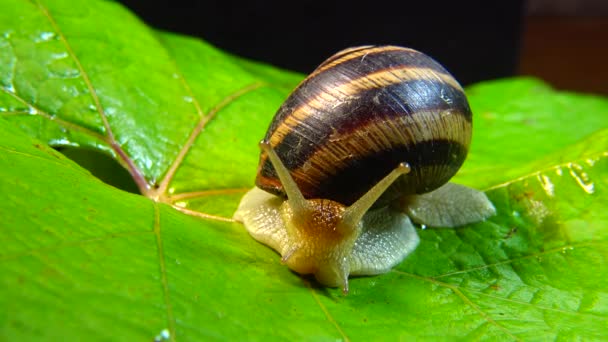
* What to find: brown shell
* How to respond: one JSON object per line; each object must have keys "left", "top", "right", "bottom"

{"left": 255, "top": 45, "right": 472, "bottom": 206}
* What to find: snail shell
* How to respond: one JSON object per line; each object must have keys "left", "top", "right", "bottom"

{"left": 234, "top": 46, "right": 495, "bottom": 292}
{"left": 256, "top": 45, "right": 472, "bottom": 206}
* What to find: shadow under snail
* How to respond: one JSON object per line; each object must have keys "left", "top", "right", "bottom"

{"left": 233, "top": 45, "right": 496, "bottom": 293}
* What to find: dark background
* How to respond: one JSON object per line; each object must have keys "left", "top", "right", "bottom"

{"left": 117, "top": 0, "right": 607, "bottom": 94}
{"left": 117, "top": 0, "right": 525, "bottom": 87}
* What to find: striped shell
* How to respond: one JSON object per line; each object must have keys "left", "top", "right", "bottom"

{"left": 256, "top": 45, "right": 472, "bottom": 206}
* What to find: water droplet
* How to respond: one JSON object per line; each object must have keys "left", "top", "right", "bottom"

{"left": 168, "top": 187, "right": 176, "bottom": 194}
{"left": 161, "top": 329, "right": 170, "bottom": 339}
{"left": 3, "top": 84, "right": 15, "bottom": 93}
{"left": 51, "top": 51, "right": 69, "bottom": 59}
{"left": 586, "top": 158, "right": 597, "bottom": 166}
{"left": 154, "top": 328, "right": 170, "bottom": 342}
{"left": 36, "top": 31, "right": 56, "bottom": 42}
{"left": 568, "top": 163, "right": 594, "bottom": 194}
{"left": 60, "top": 85, "right": 79, "bottom": 97}
{"left": 107, "top": 107, "right": 117, "bottom": 114}
{"left": 183, "top": 96, "right": 193, "bottom": 103}
{"left": 420, "top": 224, "right": 427, "bottom": 230}
{"left": 142, "top": 156, "right": 153, "bottom": 171}
{"left": 174, "top": 201, "right": 187, "bottom": 208}
{"left": 512, "top": 211, "right": 520, "bottom": 217}
{"left": 49, "top": 138, "right": 77, "bottom": 147}
{"left": 555, "top": 168, "right": 563, "bottom": 176}
{"left": 28, "top": 107, "right": 38, "bottom": 115}
{"left": 561, "top": 246, "right": 574, "bottom": 254}
{"left": 537, "top": 174, "right": 554, "bottom": 197}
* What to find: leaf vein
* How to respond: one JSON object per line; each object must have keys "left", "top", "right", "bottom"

{"left": 153, "top": 82, "right": 265, "bottom": 201}
{"left": 464, "top": 289, "right": 606, "bottom": 319}
{"left": 393, "top": 271, "right": 519, "bottom": 340}
{"left": 431, "top": 242, "right": 602, "bottom": 279}
{"left": 307, "top": 281, "right": 350, "bottom": 342}
{"left": 171, "top": 205, "right": 235, "bottom": 223}
{"left": 33, "top": 0, "right": 110, "bottom": 137}
{"left": 153, "top": 202, "right": 177, "bottom": 342}
{"left": 33, "top": 0, "right": 149, "bottom": 193}
{"left": 451, "top": 287, "right": 520, "bottom": 340}
{"left": 168, "top": 188, "right": 249, "bottom": 203}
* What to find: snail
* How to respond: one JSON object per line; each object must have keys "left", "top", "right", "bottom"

{"left": 233, "top": 45, "right": 496, "bottom": 293}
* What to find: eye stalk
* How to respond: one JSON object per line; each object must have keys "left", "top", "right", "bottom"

{"left": 259, "top": 141, "right": 410, "bottom": 293}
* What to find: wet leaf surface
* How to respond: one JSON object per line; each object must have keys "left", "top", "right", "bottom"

{"left": 1, "top": 1, "right": 607, "bottom": 340}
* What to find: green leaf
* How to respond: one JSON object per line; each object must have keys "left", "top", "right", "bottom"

{"left": 1, "top": 0, "right": 607, "bottom": 341}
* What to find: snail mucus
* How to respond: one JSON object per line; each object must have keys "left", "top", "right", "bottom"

{"left": 233, "top": 45, "right": 496, "bottom": 293}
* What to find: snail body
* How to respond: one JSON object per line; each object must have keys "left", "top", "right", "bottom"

{"left": 234, "top": 46, "right": 495, "bottom": 292}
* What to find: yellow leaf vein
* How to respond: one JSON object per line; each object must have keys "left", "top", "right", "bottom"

{"left": 152, "top": 82, "right": 265, "bottom": 201}
{"left": 307, "top": 281, "right": 350, "bottom": 342}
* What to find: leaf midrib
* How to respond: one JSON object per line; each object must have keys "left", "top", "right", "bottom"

{"left": 5, "top": 0, "right": 265, "bottom": 209}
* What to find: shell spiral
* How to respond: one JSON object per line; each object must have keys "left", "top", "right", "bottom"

{"left": 256, "top": 45, "right": 472, "bottom": 206}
